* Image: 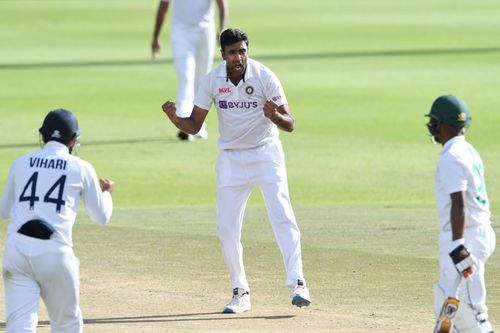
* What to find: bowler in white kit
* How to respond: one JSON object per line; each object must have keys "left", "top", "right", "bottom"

{"left": 0, "top": 109, "right": 114, "bottom": 333}
{"left": 161, "top": 28, "right": 311, "bottom": 313}
{"left": 152, "top": 0, "right": 228, "bottom": 140}
{"left": 426, "top": 95, "right": 496, "bottom": 333}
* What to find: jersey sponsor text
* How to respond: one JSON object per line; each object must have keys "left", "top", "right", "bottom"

{"left": 218, "top": 100, "right": 258, "bottom": 109}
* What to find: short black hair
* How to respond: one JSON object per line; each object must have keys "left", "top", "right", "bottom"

{"left": 220, "top": 28, "right": 249, "bottom": 51}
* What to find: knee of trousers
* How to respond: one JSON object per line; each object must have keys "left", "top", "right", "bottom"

{"left": 51, "top": 313, "right": 83, "bottom": 333}
{"left": 216, "top": 222, "right": 240, "bottom": 242}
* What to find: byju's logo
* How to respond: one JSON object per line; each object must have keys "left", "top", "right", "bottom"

{"left": 218, "top": 100, "right": 258, "bottom": 110}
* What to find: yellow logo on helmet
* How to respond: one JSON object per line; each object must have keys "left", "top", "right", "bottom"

{"left": 458, "top": 112, "right": 466, "bottom": 122}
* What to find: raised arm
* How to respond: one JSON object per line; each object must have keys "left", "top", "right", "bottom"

{"left": 162, "top": 102, "right": 209, "bottom": 135}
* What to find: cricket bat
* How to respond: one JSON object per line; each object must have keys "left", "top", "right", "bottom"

{"left": 433, "top": 297, "right": 460, "bottom": 333}
{"left": 432, "top": 275, "right": 462, "bottom": 333}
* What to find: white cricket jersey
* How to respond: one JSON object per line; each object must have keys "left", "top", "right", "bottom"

{"left": 161, "top": 0, "right": 214, "bottom": 29}
{"left": 0, "top": 141, "right": 113, "bottom": 247}
{"left": 435, "top": 136, "right": 491, "bottom": 231}
{"left": 194, "top": 58, "right": 288, "bottom": 150}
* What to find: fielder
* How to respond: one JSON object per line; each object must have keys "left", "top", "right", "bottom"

{"left": 152, "top": 0, "right": 228, "bottom": 140}
{"left": 161, "top": 28, "right": 311, "bottom": 313}
{"left": 0, "top": 109, "right": 114, "bottom": 333}
{"left": 426, "top": 95, "right": 496, "bottom": 333}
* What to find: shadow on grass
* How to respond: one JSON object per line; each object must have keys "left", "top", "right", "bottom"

{"left": 0, "top": 312, "right": 295, "bottom": 328}
{"left": 0, "top": 136, "right": 181, "bottom": 150}
{"left": 1, "top": 46, "right": 500, "bottom": 70}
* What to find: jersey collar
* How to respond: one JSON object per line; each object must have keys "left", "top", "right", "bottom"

{"left": 219, "top": 58, "right": 254, "bottom": 84}
{"left": 43, "top": 141, "right": 70, "bottom": 154}
{"left": 441, "top": 135, "right": 465, "bottom": 154}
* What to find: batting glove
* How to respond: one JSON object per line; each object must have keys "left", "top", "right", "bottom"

{"left": 449, "top": 243, "right": 477, "bottom": 278}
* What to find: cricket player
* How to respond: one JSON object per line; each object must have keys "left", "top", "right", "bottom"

{"left": 0, "top": 109, "right": 114, "bottom": 333}
{"left": 161, "top": 28, "right": 311, "bottom": 313}
{"left": 426, "top": 95, "right": 496, "bottom": 333}
{"left": 152, "top": 0, "right": 228, "bottom": 140}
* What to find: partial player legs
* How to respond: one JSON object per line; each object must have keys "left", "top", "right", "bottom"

{"left": 172, "top": 28, "right": 209, "bottom": 138}
{"left": 436, "top": 225, "right": 496, "bottom": 332}
{"left": 216, "top": 184, "right": 253, "bottom": 292}
{"left": 260, "top": 181, "right": 305, "bottom": 288}
{"left": 3, "top": 240, "right": 40, "bottom": 333}
{"left": 171, "top": 29, "right": 196, "bottom": 118}
{"left": 37, "top": 248, "right": 83, "bottom": 333}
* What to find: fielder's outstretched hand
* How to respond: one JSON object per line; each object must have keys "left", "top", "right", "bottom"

{"left": 449, "top": 243, "right": 478, "bottom": 278}
{"left": 99, "top": 178, "right": 115, "bottom": 193}
{"left": 162, "top": 101, "right": 179, "bottom": 125}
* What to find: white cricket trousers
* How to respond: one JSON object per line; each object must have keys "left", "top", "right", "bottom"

{"left": 215, "top": 140, "right": 305, "bottom": 291}
{"left": 436, "top": 224, "right": 496, "bottom": 317}
{"left": 2, "top": 233, "right": 83, "bottom": 333}
{"left": 171, "top": 25, "right": 215, "bottom": 134}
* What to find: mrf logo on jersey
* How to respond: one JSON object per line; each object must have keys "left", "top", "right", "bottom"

{"left": 219, "top": 87, "right": 232, "bottom": 93}
{"left": 218, "top": 100, "right": 258, "bottom": 109}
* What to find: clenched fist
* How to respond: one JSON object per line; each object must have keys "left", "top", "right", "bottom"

{"left": 162, "top": 101, "right": 179, "bottom": 125}
{"left": 263, "top": 100, "right": 280, "bottom": 119}
{"left": 99, "top": 178, "right": 115, "bottom": 193}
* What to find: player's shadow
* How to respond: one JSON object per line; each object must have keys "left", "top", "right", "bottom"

{"left": 0, "top": 136, "right": 182, "bottom": 150}
{"left": 84, "top": 312, "right": 295, "bottom": 324}
{"left": 0, "top": 312, "right": 295, "bottom": 328}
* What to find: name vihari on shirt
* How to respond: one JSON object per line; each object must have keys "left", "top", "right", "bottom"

{"left": 29, "top": 157, "right": 67, "bottom": 170}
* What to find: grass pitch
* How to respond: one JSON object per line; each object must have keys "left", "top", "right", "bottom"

{"left": 1, "top": 0, "right": 500, "bottom": 332}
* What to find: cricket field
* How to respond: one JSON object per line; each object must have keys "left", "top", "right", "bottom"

{"left": 0, "top": 0, "right": 499, "bottom": 332}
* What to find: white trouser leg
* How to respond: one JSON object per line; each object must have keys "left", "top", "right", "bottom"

{"left": 3, "top": 241, "right": 39, "bottom": 333}
{"left": 172, "top": 31, "right": 196, "bottom": 118}
{"left": 172, "top": 27, "right": 212, "bottom": 135}
{"left": 192, "top": 25, "right": 215, "bottom": 135}
{"left": 260, "top": 181, "right": 304, "bottom": 288}
{"left": 193, "top": 25, "right": 214, "bottom": 89}
{"left": 36, "top": 249, "right": 82, "bottom": 333}
{"left": 253, "top": 141, "right": 304, "bottom": 288}
{"left": 216, "top": 184, "right": 252, "bottom": 292}
{"left": 437, "top": 225, "right": 496, "bottom": 332}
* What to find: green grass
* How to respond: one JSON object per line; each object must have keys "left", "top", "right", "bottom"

{"left": 0, "top": 0, "right": 500, "bottom": 332}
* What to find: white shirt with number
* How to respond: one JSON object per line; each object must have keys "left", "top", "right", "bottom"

{"left": 161, "top": 0, "right": 214, "bottom": 29}
{"left": 435, "top": 136, "right": 491, "bottom": 231}
{"left": 194, "top": 58, "right": 288, "bottom": 150}
{"left": 0, "top": 141, "right": 113, "bottom": 247}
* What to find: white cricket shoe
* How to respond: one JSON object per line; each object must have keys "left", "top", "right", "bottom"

{"left": 291, "top": 280, "right": 311, "bottom": 308}
{"left": 222, "top": 288, "right": 251, "bottom": 314}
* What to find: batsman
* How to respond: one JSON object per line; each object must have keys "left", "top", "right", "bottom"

{"left": 426, "top": 95, "right": 496, "bottom": 333}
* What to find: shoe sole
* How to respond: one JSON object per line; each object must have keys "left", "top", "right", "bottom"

{"left": 222, "top": 306, "right": 251, "bottom": 314}
{"left": 292, "top": 295, "right": 311, "bottom": 308}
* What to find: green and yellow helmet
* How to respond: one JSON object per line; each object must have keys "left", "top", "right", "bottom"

{"left": 426, "top": 95, "right": 471, "bottom": 129}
